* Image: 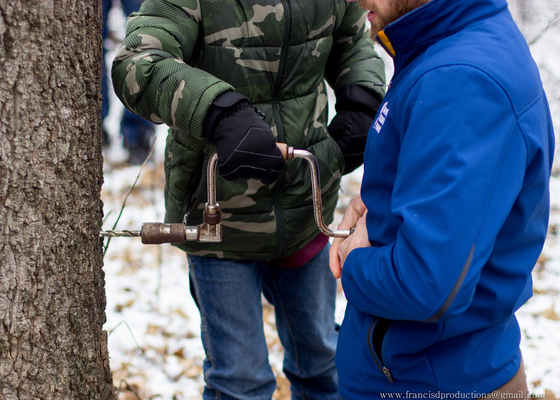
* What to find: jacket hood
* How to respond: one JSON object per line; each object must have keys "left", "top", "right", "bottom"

{"left": 378, "top": 0, "right": 508, "bottom": 75}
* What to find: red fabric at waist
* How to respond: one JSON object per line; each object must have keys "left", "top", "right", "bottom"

{"left": 271, "top": 233, "right": 329, "bottom": 269}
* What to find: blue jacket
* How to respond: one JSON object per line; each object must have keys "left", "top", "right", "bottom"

{"left": 337, "top": 0, "right": 555, "bottom": 397}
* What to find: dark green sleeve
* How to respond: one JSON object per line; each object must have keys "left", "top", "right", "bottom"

{"left": 111, "top": 0, "right": 233, "bottom": 138}
{"left": 325, "top": 2, "right": 386, "bottom": 102}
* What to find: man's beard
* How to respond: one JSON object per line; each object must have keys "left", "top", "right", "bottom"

{"left": 360, "top": 0, "right": 428, "bottom": 38}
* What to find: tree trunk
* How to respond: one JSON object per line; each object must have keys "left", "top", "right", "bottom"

{"left": 0, "top": 0, "right": 116, "bottom": 399}
{"left": 518, "top": 0, "right": 529, "bottom": 25}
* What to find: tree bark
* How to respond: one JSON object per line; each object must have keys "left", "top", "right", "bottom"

{"left": 0, "top": 0, "right": 116, "bottom": 398}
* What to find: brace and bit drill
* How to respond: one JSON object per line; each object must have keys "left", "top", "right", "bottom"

{"left": 99, "top": 144, "right": 353, "bottom": 244}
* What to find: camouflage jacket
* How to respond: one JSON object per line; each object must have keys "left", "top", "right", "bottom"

{"left": 112, "top": 0, "right": 385, "bottom": 261}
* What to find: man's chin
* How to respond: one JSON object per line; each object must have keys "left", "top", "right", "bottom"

{"left": 369, "top": 24, "right": 383, "bottom": 40}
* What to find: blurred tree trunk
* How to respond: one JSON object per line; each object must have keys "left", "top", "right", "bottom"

{"left": 517, "top": 0, "right": 530, "bottom": 25}
{"left": 0, "top": 0, "right": 115, "bottom": 399}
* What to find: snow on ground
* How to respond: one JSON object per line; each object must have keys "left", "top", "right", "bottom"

{"left": 100, "top": 141, "right": 560, "bottom": 400}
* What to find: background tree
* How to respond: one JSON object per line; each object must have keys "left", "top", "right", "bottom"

{"left": 0, "top": 1, "right": 116, "bottom": 398}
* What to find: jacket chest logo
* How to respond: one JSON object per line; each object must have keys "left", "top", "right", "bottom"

{"left": 373, "top": 102, "right": 389, "bottom": 134}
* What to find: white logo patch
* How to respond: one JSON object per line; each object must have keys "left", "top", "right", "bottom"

{"left": 373, "top": 102, "right": 389, "bottom": 134}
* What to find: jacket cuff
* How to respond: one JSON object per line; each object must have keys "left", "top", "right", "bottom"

{"left": 335, "top": 85, "right": 382, "bottom": 118}
{"left": 203, "top": 91, "right": 250, "bottom": 141}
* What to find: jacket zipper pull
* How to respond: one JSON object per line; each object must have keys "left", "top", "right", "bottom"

{"left": 383, "top": 366, "right": 394, "bottom": 383}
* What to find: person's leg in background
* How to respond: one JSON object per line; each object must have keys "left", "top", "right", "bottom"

{"left": 120, "top": 111, "right": 155, "bottom": 164}
{"left": 188, "top": 255, "right": 278, "bottom": 400}
{"left": 103, "top": 0, "right": 155, "bottom": 164}
{"left": 101, "top": 0, "right": 112, "bottom": 147}
{"left": 118, "top": 0, "right": 156, "bottom": 164}
{"left": 262, "top": 245, "right": 344, "bottom": 400}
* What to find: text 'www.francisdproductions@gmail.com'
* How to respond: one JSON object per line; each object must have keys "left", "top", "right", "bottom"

{"left": 379, "top": 391, "right": 551, "bottom": 399}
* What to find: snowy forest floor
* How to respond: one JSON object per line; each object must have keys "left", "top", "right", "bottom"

{"left": 100, "top": 139, "right": 560, "bottom": 399}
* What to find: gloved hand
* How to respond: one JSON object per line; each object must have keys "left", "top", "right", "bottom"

{"left": 203, "top": 92, "right": 285, "bottom": 185}
{"left": 328, "top": 85, "right": 381, "bottom": 175}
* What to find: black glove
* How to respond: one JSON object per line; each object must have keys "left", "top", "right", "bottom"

{"left": 328, "top": 85, "right": 381, "bottom": 175}
{"left": 203, "top": 91, "right": 285, "bottom": 185}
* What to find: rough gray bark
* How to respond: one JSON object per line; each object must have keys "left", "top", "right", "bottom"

{"left": 0, "top": 0, "right": 116, "bottom": 399}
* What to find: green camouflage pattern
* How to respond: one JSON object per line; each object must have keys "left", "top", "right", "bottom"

{"left": 112, "top": 0, "right": 385, "bottom": 260}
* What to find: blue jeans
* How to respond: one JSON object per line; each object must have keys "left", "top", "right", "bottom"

{"left": 187, "top": 245, "right": 343, "bottom": 400}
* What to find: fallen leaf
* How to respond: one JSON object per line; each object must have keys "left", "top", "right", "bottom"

{"left": 541, "top": 305, "right": 560, "bottom": 321}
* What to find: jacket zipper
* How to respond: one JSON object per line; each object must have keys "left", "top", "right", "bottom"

{"left": 271, "top": 0, "right": 291, "bottom": 258}
{"left": 367, "top": 318, "right": 395, "bottom": 383}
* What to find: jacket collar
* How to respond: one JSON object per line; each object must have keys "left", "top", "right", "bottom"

{"left": 376, "top": 0, "right": 508, "bottom": 75}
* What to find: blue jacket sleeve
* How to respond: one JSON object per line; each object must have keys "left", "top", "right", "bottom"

{"left": 341, "top": 65, "right": 529, "bottom": 322}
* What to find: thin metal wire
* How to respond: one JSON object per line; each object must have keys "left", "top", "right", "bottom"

{"left": 99, "top": 230, "right": 141, "bottom": 238}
